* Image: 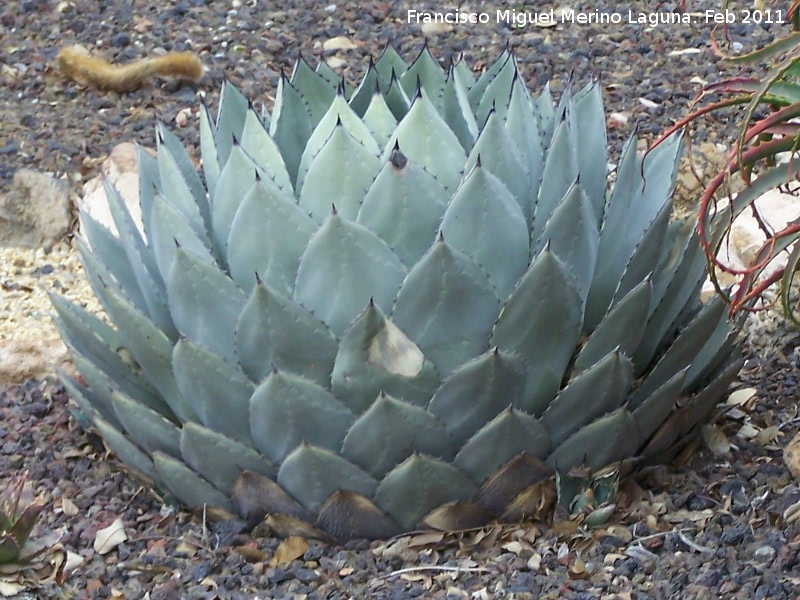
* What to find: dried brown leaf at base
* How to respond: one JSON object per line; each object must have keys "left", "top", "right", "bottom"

{"left": 784, "top": 430, "right": 800, "bottom": 482}
{"left": 93, "top": 517, "right": 127, "bottom": 554}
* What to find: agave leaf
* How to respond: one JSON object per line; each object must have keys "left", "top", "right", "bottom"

{"left": 294, "top": 213, "right": 407, "bottom": 337}
{"left": 428, "top": 348, "right": 526, "bottom": 446}
{"left": 632, "top": 370, "right": 686, "bottom": 442}
{"left": 361, "top": 88, "right": 399, "bottom": 147}
{"left": 239, "top": 107, "right": 293, "bottom": 194}
{"left": 440, "top": 65, "right": 479, "bottom": 150}
{"left": 491, "top": 249, "right": 583, "bottom": 416}
{"left": 172, "top": 339, "right": 256, "bottom": 446}
{"left": 94, "top": 415, "right": 157, "bottom": 479}
{"left": 199, "top": 99, "right": 220, "bottom": 196}
{"left": 227, "top": 179, "right": 316, "bottom": 296}
{"left": 50, "top": 294, "right": 157, "bottom": 404}
{"left": 685, "top": 324, "right": 739, "bottom": 391}
{"left": 573, "top": 278, "right": 652, "bottom": 372}
{"left": 586, "top": 135, "right": 648, "bottom": 329}
{"left": 475, "top": 52, "right": 517, "bottom": 124}
{"left": 110, "top": 390, "right": 181, "bottom": 458}
{"left": 135, "top": 144, "right": 159, "bottom": 240}
{"left": 348, "top": 61, "right": 382, "bottom": 116}
{"left": 237, "top": 282, "right": 338, "bottom": 386}
{"left": 531, "top": 117, "right": 578, "bottom": 245}
{"left": 80, "top": 211, "right": 147, "bottom": 314}
{"left": 532, "top": 84, "right": 557, "bottom": 145}
{"left": 71, "top": 350, "right": 172, "bottom": 426}
{"left": 399, "top": 45, "right": 446, "bottom": 104}
{"left": 464, "top": 111, "right": 531, "bottom": 221}
{"left": 634, "top": 234, "right": 707, "bottom": 369}
{"left": 540, "top": 350, "right": 633, "bottom": 445}
{"left": 157, "top": 123, "right": 210, "bottom": 231}
{"left": 467, "top": 49, "right": 510, "bottom": 111}
{"left": 180, "top": 422, "right": 274, "bottom": 493}
{"left": 99, "top": 283, "right": 192, "bottom": 422}
{"left": 277, "top": 444, "right": 377, "bottom": 514}
{"left": 150, "top": 193, "right": 215, "bottom": 279}
{"left": 153, "top": 451, "right": 232, "bottom": 510}
{"left": 211, "top": 144, "right": 262, "bottom": 259}
{"left": 453, "top": 55, "right": 476, "bottom": 88}
{"left": 505, "top": 75, "right": 544, "bottom": 195}
{"left": 357, "top": 148, "right": 449, "bottom": 266}
{"left": 611, "top": 197, "right": 671, "bottom": 308}
{"left": 539, "top": 182, "right": 599, "bottom": 304}
{"left": 384, "top": 91, "right": 466, "bottom": 191}
{"left": 166, "top": 248, "right": 246, "bottom": 366}
{"left": 341, "top": 392, "right": 455, "bottom": 478}
{"left": 250, "top": 371, "right": 354, "bottom": 464}
{"left": 374, "top": 45, "right": 408, "bottom": 81}
{"left": 297, "top": 93, "right": 380, "bottom": 191}
{"left": 678, "top": 359, "right": 743, "bottom": 437}
{"left": 61, "top": 356, "right": 122, "bottom": 428}
{"left": 631, "top": 295, "right": 727, "bottom": 407}
{"left": 298, "top": 125, "right": 382, "bottom": 222}
{"left": 269, "top": 75, "right": 313, "bottom": 187}
{"left": 290, "top": 56, "right": 338, "bottom": 128}
{"left": 214, "top": 80, "right": 250, "bottom": 166}
{"left": 393, "top": 240, "right": 500, "bottom": 378}
{"left": 315, "top": 59, "right": 343, "bottom": 88}
{"left": 439, "top": 163, "right": 529, "bottom": 298}
{"left": 454, "top": 408, "right": 550, "bottom": 484}
{"left": 331, "top": 301, "right": 440, "bottom": 413}
{"left": 382, "top": 71, "right": 412, "bottom": 121}
{"left": 570, "top": 82, "right": 607, "bottom": 222}
{"left": 374, "top": 455, "right": 476, "bottom": 531}
{"left": 102, "top": 180, "right": 173, "bottom": 336}
{"left": 547, "top": 409, "right": 639, "bottom": 473}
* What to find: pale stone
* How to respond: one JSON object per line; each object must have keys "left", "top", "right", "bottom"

{"left": 79, "top": 142, "right": 146, "bottom": 237}
{"left": 0, "top": 169, "right": 71, "bottom": 248}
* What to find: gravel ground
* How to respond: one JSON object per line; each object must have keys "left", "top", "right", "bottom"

{"left": 3, "top": 0, "right": 800, "bottom": 599}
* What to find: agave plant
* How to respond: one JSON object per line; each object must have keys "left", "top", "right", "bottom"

{"left": 0, "top": 473, "right": 44, "bottom": 563}
{"left": 53, "top": 46, "right": 743, "bottom": 541}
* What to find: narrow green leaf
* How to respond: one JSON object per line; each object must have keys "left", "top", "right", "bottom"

{"left": 269, "top": 74, "right": 313, "bottom": 187}
{"left": 540, "top": 350, "right": 633, "bottom": 445}
{"left": 240, "top": 107, "right": 293, "bottom": 194}
{"left": 573, "top": 278, "right": 652, "bottom": 372}
{"left": 465, "top": 111, "right": 530, "bottom": 221}
{"left": 539, "top": 182, "right": 599, "bottom": 304}
{"left": 491, "top": 249, "right": 583, "bottom": 416}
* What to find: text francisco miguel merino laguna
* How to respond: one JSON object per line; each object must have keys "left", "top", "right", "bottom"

{"left": 407, "top": 8, "right": 714, "bottom": 28}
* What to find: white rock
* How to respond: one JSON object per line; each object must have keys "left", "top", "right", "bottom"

{"left": 80, "top": 142, "right": 146, "bottom": 237}
{"left": 0, "top": 169, "right": 71, "bottom": 248}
